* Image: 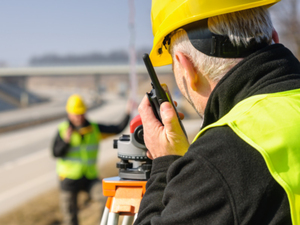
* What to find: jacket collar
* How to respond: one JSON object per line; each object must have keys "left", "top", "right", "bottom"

{"left": 202, "top": 44, "right": 300, "bottom": 128}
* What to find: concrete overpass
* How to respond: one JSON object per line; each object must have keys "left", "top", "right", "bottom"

{"left": 0, "top": 65, "right": 172, "bottom": 76}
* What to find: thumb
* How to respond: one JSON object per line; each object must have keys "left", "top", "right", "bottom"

{"left": 160, "top": 102, "right": 184, "bottom": 136}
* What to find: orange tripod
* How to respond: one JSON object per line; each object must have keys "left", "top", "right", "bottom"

{"left": 100, "top": 176, "right": 147, "bottom": 225}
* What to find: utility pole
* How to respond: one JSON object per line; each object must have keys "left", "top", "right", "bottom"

{"left": 128, "top": 0, "right": 138, "bottom": 118}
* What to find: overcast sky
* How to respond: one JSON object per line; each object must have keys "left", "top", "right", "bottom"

{"left": 0, "top": 1, "right": 297, "bottom": 67}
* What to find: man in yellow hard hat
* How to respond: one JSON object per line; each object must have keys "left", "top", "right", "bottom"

{"left": 135, "top": 0, "right": 300, "bottom": 224}
{"left": 52, "top": 94, "right": 131, "bottom": 225}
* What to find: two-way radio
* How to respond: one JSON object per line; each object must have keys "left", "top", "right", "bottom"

{"left": 112, "top": 53, "right": 186, "bottom": 181}
{"left": 143, "top": 53, "right": 187, "bottom": 137}
{"left": 101, "top": 54, "right": 187, "bottom": 225}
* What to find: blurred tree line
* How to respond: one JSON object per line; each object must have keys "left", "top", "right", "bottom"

{"left": 29, "top": 47, "right": 151, "bottom": 67}
{"left": 29, "top": 0, "right": 300, "bottom": 67}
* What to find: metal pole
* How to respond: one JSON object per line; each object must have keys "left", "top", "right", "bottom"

{"left": 128, "top": 0, "right": 138, "bottom": 118}
{"left": 122, "top": 215, "right": 135, "bottom": 225}
{"left": 100, "top": 207, "right": 110, "bottom": 225}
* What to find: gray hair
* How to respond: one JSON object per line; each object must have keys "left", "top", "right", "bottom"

{"left": 170, "top": 6, "right": 274, "bottom": 82}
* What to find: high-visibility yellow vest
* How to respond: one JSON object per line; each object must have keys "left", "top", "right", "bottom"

{"left": 57, "top": 121, "right": 101, "bottom": 180}
{"left": 193, "top": 89, "right": 300, "bottom": 225}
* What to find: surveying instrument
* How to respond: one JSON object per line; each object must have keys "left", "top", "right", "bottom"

{"left": 100, "top": 54, "right": 186, "bottom": 225}
{"left": 99, "top": 114, "right": 150, "bottom": 225}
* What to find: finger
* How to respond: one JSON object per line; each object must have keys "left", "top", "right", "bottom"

{"left": 138, "top": 95, "right": 164, "bottom": 151}
{"left": 272, "top": 28, "right": 279, "bottom": 43}
{"left": 160, "top": 102, "right": 186, "bottom": 136}
{"left": 67, "top": 126, "right": 73, "bottom": 133}
{"left": 146, "top": 151, "right": 153, "bottom": 160}
{"left": 138, "top": 95, "right": 162, "bottom": 127}
{"left": 171, "top": 101, "right": 184, "bottom": 119}
{"left": 178, "top": 112, "right": 185, "bottom": 120}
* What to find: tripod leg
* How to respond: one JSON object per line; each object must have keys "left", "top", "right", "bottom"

{"left": 107, "top": 212, "right": 119, "bottom": 225}
{"left": 100, "top": 206, "right": 109, "bottom": 225}
{"left": 121, "top": 215, "right": 135, "bottom": 225}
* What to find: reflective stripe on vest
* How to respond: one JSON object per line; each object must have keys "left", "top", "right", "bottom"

{"left": 61, "top": 157, "right": 97, "bottom": 165}
{"left": 193, "top": 89, "right": 300, "bottom": 225}
{"left": 69, "top": 144, "right": 99, "bottom": 153}
{"left": 69, "top": 146, "right": 80, "bottom": 152}
{"left": 57, "top": 122, "right": 101, "bottom": 180}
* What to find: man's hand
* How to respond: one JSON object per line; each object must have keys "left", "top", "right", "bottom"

{"left": 63, "top": 126, "right": 73, "bottom": 143}
{"left": 138, "top": 95, "right": 190, "bottom": 159}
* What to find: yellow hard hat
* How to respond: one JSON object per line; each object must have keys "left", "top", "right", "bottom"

{"left": 66, "top": 94, "right": 87, "bottom": 115}
{"left": 150, "top": 0, "right": 281, "bottom": 67}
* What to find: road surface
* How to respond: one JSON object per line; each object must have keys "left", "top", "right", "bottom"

{"left": 0, "top": 95, "right": 129, "bottom": 216}
{"left": 0, "top": 94, "right": 201, "bottom": 216}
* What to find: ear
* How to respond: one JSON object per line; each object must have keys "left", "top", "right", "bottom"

{"left": 175, "top": 51, "right": 198, "bottom": 91}
{"left": 272, "top": 28, "right": 279, "bottom": 44}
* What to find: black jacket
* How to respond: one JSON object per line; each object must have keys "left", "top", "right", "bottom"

{"left": 52, "top": 114, "right": 130, "bottom": 191}
{"left": 52, "top": 114, "right": 130, "bottom": 157}
{"left": 134, "top": 44, "right": 300, "bottom": 224}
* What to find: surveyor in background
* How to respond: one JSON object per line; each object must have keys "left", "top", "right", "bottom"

{"left": 52, "top": 94, "right": 131, "bottom": 225}
{"left": 135, "top": 0, "right": 300, "bottom": 224}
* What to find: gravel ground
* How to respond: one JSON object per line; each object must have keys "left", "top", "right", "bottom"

{"left": 0, "top": 187, "right": 106, "bottom": 225}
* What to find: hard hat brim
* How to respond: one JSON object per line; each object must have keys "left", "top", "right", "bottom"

{"left": 150, "top": 0, "right": 280, "bottom": 67}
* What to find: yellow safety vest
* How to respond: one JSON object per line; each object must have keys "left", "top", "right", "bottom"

{"left": 57, "top": 121, "right": 101, "bottom": 180}
{"left": 193, "top": 89, "right": 300, "bottom": 225}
